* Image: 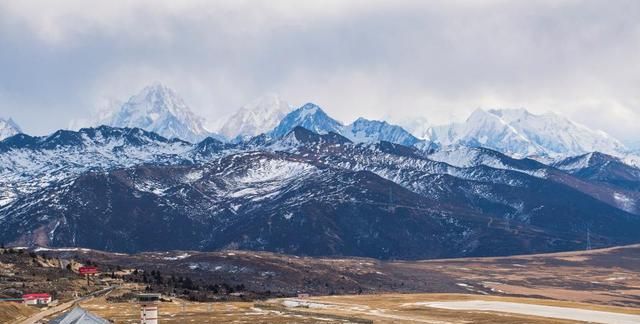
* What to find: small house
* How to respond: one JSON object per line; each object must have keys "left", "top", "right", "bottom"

{"left": 22, "top": 293, "right": 52, "bottom": 306}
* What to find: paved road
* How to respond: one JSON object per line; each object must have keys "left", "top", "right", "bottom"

{"left": 418, "top": 300, "right": 640, "bottom": 324}
{"left": 17, "top": 286, "right": 116, "bottom": 324}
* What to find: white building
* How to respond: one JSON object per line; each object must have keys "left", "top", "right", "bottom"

{"left": 22, "top": 293, "right": 52, "bottom": 306}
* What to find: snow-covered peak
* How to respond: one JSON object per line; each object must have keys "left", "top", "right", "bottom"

{"left": 219, "top": 93, "right": 292, "bottom": 140}
{"left": 431, "top": 108, "right": 542, "bottom": 157}
{"left": 431, "top": 108, "right": 627, "bottom": 158}
{"left": 0, "top": 117, "right": 22, "bottom": 140}
{"left": 496, "top": 109, "right": 625, "bottom": 156}
{"left": 343, "top": 118, "right": 420, "bottom": 147}
{"left": 104, "top": 83, "right": 211, "bottom": 143}
{"left": 269, "top": 103, "right": 343, "bottom": 138}
{"left": 269, "top": 106, "right": 431, "bottom": 148}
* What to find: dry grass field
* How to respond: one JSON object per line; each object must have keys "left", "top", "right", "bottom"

{"left": 36, "top": 243, "right": 640, "bottom": 308}
{"left": 73, "top": 291, "right": 640, "bottom": 323}
{"left": 293, "top": 293, "right": 640, "bottom": 323}
{"left": 402, "top": 244, "right": 640, "bottom": 307}
{"left": 4, "top": 244, "right": 640, "bottom": 323}
{"left": 77, "top": 292, "right": 361, "bottom": 323}
{"left": 0, "top": 302, "right": 37, "bottom": 323}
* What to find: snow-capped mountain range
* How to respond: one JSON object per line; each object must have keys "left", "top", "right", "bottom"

{"left": 427, "top": 108, "right": 627, "bottom": 158}
{"left": 70, "top": 83, "right": 631, "bottom": 162}
{"left": 268, "top": 103, "right": 425, "bottom": 148}
{"left": 1, "top": 81, "right": 639, "bottom": 259}
{"left": 0, "top": 126, "right": 196, "bottom": 207}
{"left": 0, "top": 117, "right": 22, "bottom": 140}
{"left": 1, "top": 122, "right": 639, "bottom": 257}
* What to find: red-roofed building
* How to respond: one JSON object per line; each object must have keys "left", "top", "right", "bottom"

{"left": 22, "top": 293, "right": 52, "bottom": 305}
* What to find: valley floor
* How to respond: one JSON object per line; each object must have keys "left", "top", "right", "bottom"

{"left": 3, "top": 244, "right": 640, "bottom": 323}
{"left": 72, "top": 292, "right": 640, "bottom": 323}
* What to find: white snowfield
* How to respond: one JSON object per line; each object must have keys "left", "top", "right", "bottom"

{"left": 415, "top": 300, "right": 640, "bottom": 324}
{"left": 427, "top": 108, "right": 627, "bottom": 158}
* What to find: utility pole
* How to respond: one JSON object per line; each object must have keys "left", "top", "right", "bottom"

{"left": 388, "top": 188, "right": 395, "bottom": 213}
{"left": 586, "top": 227, "right": 592, "bottom": 251}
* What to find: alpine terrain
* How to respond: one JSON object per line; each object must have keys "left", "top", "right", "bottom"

{"left": 1, "top": 100, "right": 640, "bottom": 259}
{"left": 428, "top": 108, "right": 627, "bottom": 158}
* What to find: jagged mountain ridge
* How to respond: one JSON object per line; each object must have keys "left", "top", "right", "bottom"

{"left": 0, "top": 126, "right": 224, "bottom": 207}
{"left": 4, "top": 140, "right": 634, "bottom": 258}
{"left": 343, "top": 118, "right": 421, "bottom": 147}
{"left": 74, "top": 85, "right": 629, "bottom": 160}
{"left": 269, "top": 103, "right": 429, "bottom": 148}
{"left": 277, "top": 127, "right": 640, "bottom": 216}
{"left": 1, "top": 125, "right": 639, "bottom": 258}
{"left": 555, "top": 152, "right": 640, "bottom": 192}
{"left": 269, "top": 103, "right": 344, "bottom": 138}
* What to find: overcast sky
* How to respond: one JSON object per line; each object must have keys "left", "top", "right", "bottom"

{"left": 0, "top": 0, "right": 638, "bottom": 143}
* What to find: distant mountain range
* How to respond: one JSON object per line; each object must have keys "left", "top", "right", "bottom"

{"left": 1, "top": 84, "right": 639, "bottom": 259}
{"left": 64, "top": 83, "right": 632, "bottom": 160}
{"left": 426, "top": 108, "right": 627, "bottom": 158}
{"left": 1, "top": 122, "right": 639, "bottom": 258}
{"left": 269, "top": 103, "right": 428, "bottom": 148}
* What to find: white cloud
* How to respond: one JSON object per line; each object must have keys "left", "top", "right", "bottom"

{"left": 0, "top": 0, "right": 638, "bottom": 142}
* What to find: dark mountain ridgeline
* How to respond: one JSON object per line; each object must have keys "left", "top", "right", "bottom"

{"left": 0, "top": 125, "right": 639, "bottom": 259}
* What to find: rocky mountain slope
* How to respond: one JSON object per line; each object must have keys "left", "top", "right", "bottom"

{"left": 555, "top": 152, "right": 640, "bottom": 192}
{"left": 1, "top": 125, "right": 639, "bottom": 259}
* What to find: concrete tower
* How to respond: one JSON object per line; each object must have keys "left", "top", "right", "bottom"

{"left": 136, "top": 293, "right": 160, "bottom": 324}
